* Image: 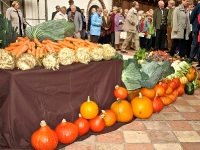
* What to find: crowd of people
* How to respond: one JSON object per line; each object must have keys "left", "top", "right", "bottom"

{"left": 5, "top": 0, "right": 200, "bottom": 68}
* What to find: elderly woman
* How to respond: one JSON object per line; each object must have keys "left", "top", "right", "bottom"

{"left": 114, "top": 7, "right": 125, "bottom": 51}
{"left": 90, "top": 8, "right": 103, "bottom": 43}
{"left": 54, "top": 6, "right": 68, "bottom": 21}
{"left": 99, "top": 9, "right": 111, "bottom": 44}
{"left": 170, "top": 0, "right": 190, "bottom": 58}
{"left": 110, "top": 6, "right": 118, "bottom": 47}
{"left": 6, "top": 1, "right": 25, "bottom": 37}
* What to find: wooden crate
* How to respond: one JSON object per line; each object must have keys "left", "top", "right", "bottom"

{"left": 128, "top": 89, "right": 141, "bottom": 100}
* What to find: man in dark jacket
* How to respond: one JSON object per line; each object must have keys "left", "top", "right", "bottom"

{"left": 51, "top": 5, "right": 60, "bottom": 20}
{"left": 189, "top": 1, "right": 200, "bottom": 63}
{"left": 153, "top": 0, "right": 168, "bottom": 51}
{"left": 67, "top": 0, "right": 81, "bottom": 14}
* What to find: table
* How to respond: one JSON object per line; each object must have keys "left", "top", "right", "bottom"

{"left": 0, "top": 60, "right": 127, "bottom": 149}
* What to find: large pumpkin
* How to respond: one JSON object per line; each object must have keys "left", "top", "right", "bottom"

{"left": 160, "top": 95, "right": 172, "bottom": 105}
{"left": 101, "top": 110, "right": 117, "bottom": 127}
{"left": 114, "top": 85, "right": 128, "bottom": 99}
{"left": 154, "top": 84, "right": 166, "bottom": 97}
{"left": 131, "top": 93, "right": 153, "bottom": 119}
{"left": 110, "top": 99, "right": 133, "bottom": 122}
{"left": 31, "top": 120, "right": 58, "bottom": 150}
{"left": 55, "top": 119, "right": 78, "bottom": 144}
{"left": 152, "top": 93, "right": 164, "bottom": 113}
{"left": 140, "top": 88, "right": 156, "bottom": 99}
{"left": 74, "top": 114, "right": 90, "bottom": 136}
{"left": 89, "top": 114, "right": 105, "bottom": 132}
{"left": 80, "top": 96, "right": 99, "bottom": 119}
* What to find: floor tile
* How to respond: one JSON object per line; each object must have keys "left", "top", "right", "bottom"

{"left": 181, "top": 94, "right": 199, "bottom": 100}
{"left": 153, "top": 143, "right": 183, "bottom": 150}
{"left": 143, "top": 121, "right": 170, "bottom": 130}
{"left": 167, "top": 121, "right": 193, "bottom": 130}
{"left": 96, "top": 144, "right": 124, "bottom": 150}
{"left": 173, "top": 105, "right": 196, "bottom": 112}
{"left": 121, "top": 121, "right": 146, "bottom": 130}
{"left": 181, "top": 112, "right": 200, "bottom": 120}
{"left": 65, "top": 143, "right": 95, "bottom": 150}
{"left": 123, "top": 131, "right": 151, "bottom": 143}
{"left": 192, "top": 105, "right": 200, "bottom": 111}
{"left": 172, "top": 99, "right": 189, "bottom": 105}
{"left": 186, "top": 100, "right": 200, "bottom": 105}
{"left": 145, "top": 113, "right": 164, "bottom": 121}
{"left": 181, "top": 143, "right": 200, "bottom": 150}
{"left": 160, "top": 112, "right": 185, "bottom": 120}
{"left": 189, "top": 121, "right": 200, "bottom": 130}
{"left": 125, "top": 144, "right": 154, "bottom": 150}
{"left": 97, "top": 130, "right": 123, "bottom": 143}
{"left": 173, "top": 131, "right": 200, "bottom": 142}
{"left": 194, "top": 89, "right": 200, "bottom": 95}
{"left": 161, "top": 105, "right": 177, "bottom": 112}
{"left": 148, "top": 131, "right": 178, "bottom": 143}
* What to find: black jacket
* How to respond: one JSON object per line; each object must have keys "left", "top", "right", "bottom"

{"left": 51, "top": 11, "right": 58, "bottom": 20}
{"left": 190, "top": 3, "right": 200, "bottom": 33}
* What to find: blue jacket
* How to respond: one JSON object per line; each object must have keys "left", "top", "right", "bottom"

{"left": 137, "top": 19, "right": 148, "bottom": 32}
{"left": 190, "top": 3, "right": 200, "bottom": 34}
{"left": 90, "top": 12, "right": 102, "bottom": 36}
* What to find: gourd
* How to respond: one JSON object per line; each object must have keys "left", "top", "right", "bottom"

{"left": 55, "top": 119, "right": 78, "bottom": 144}
{"left": 140, "top": 87, "right": 156, "bottom": 99}
{"left": 110, "top": 99, "right": 133, "bottom": 122}
{"left": 180, "top": 76, "right": 188, "bottom": 84}
{"left": 152, "top": 93, "right": 164, "bottom": 113}
{"left": 154, "top": 84, "right": 166, "bottom": 97}
{"left": 114, "top": 85, "right": 128, "bottom": 99}
{"left": 185, "top": 82, "right": 194, "bottom": 95}
{"left": 74, "top": 114, "right": 90, "bottom": 136}
{"left": 176, "top": 84, "right": 185, "bottom": 96}
{"left": 31, "top": 120, "right": 58, "bottom": 150}
{"left": 131, "top": 93, "right": 153, "bottom": 119}
{"left": 186, "top": 67, "right": 197, "bottom": 82}
{"left": 101, "top": 110, "right": 117, "bottom": 126}
{"left": 89, "top": 114, "right": 105, "bottom": 132}
{"left": 160, "top": 95, "right": 172, "bottom": 105}
{"left": 80, "top": 96, "right": 99, "bottom": 119}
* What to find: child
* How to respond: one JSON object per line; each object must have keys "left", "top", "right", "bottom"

{"left": 146, "top": 13, "right": 155, "bottom": 51}
{"left": 138, "top": 13, "right": 148, "bottom": 49}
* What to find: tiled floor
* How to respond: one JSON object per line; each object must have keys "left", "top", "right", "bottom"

{"left": 60, "top": 50, "right": 200, "bottom": 150}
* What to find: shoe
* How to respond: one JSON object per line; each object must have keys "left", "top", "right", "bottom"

{"left": 196, "top": 64, "right": 200, "bottom": 67}
{"left": 121, "top": 50, "right": 128, "bottom": 53}
{"left": 130, "top": 47, "right": 135, "bottom": 50}
{"left": 193, "top": 58, "right": 198, "bottom": 62}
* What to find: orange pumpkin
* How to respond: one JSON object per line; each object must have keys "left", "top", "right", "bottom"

{"left": 55, "top": 119, "right": 78, "bottom": 144}
{"left": 80, "top": 96, "right": 99, "bottom": 119}
{"left": 172, "top": 78, "right": 181, "bottom": 88}
{"left": 101, "top": 110, "right": 117, "bottom": 127}
{"left": 114, "top": 85, "right": 128, "bottom": 99}
{"left": 131, "top": 93, "right": 153, "bottom": 119}
{"left": 186, "top": 67, "right": 197, "bottom": 82}
{"left": 161, "top": 80, "right": 168, "bottom": 90}
{"left": 140, "top": 88, "right": 156, "bottom": 100}
{"left": 160, "top": 95, "right": 172, "bottom": 105}
{"left": 31, "top": 120, "right": 58, "bottom": 150}
{"left": 152, "top": 93, "right": 164, "bottom": 113}
{"left": 110, "top": 99, "right": 133, "bottom": 122}
{"left": 176, "top": 84, "right": 185, "bottom": 96}
{"left": 168, "top": 80, "right": 178, "bottom": 90}
{"left": 165, "top": 86, "right": 173, "bottom": 95}
{"left": 154, "top": 84, "right": 166, "bottom": 97}
{"left": 74, "top": 114, "right": 90, "bottom": 136}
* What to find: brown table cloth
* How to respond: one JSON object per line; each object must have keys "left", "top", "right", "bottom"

{"left": 0, "top": 60, "right": 130, "bottom": 149}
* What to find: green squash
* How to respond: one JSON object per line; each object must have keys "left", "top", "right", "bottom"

{"left": 185, "top": 82, "right": 194, "bottom": 95}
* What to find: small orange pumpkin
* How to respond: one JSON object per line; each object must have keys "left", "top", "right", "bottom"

{"left": 140, "top": 88, "right": 156, "bottom": 99}
{"left": 160, "top": 95, "right": 172, "bottom": 106}
{"left": 110, "top": 99, "right": 133, "bottom": 122}
{"left": 154, "top": 84, "right": 166, "bottom": 97}
{"left": 152, "top": 93, "right": 164, "bottom": 113}
{"left": 114, "top": 85, "right": 128, "bottom": 99}
{"left": 101, "top": 110, "right": 117, "bottom": 127}
{"left": 186, "top": 67, "right": 197, "bottom": 82}
{"left": 165, "top": 86, "right": 173, "bottom": 95}
{"left": 80, "top": 96, "right": 99, "bottom": 119}
{"left": 176, "top": 84, "right": 185, "bottom": 96}
{"left": 131, "top": 93, "right": 153, "bottom": 119}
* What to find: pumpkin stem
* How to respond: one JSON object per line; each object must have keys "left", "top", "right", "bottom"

{"left": 139, "top": 92, "right": 143, "bottom": 98}
{"left": 62, "top": 119, "right": 67, "bottom": 122}
{"left": 101, "top": 110, "right": 105, "bottom": 114}
{"left": 40, "top": 120, "right": 47, "bottom": 127}
{"left": 87, "top": 96, "right": 90, "bottom": 102}
{"left": 79, "top": 113, "right": 82, "bottom": 118}
{"left": 116, "top": 98, "right": 121, "bottom": 102}
{"left": 100, "top": 114, "right": 105, "bottom": 118}
{"left": 115, "top": 85, "right": 119, "bottom": 89}
{"left": 155, "top": 93, "right": 158, "bottom": 97}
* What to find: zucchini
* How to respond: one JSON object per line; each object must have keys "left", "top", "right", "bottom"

{"left": 185, "top": 82, "right": 194, "bottom": 95}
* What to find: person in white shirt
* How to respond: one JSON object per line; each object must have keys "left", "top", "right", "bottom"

{"left": 54, "top": 6, "right": 68, "bottom": 21}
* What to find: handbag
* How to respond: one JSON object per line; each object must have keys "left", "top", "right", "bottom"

{"left": 100, "top": 30, "right": 106, "bottom": 37}
{"left": 120, "top": 31, "right": 127, "bottom": 39}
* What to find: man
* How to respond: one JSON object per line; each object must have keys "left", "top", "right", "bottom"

{"left": 153, "top": 0, "right": 168, "bottom": 51}
{"left": 189, "top": 1, "right": 200, "bottom": 62}
{"left": 68, "top": 5, "right": 82, "bottom": 38}
{"left": 121, "top": 1, "right": 140, "bottom": 53}
{"left": 124, "top": 9, "right": 129, "bottom": 18}
{"left": 67, "top": 0, "right": 81, "bottom": 14}
{"left": 167, "top": 0, "right": 175, "bottom": 51}
{"left": 110, "top": 6, "right": 117, "bottom": 47}
{"left": 51, "top": 5, "right": 60, "bottom": 20}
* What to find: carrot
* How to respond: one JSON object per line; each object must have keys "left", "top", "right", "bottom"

{"left": 58, "top": 41, "right": 74, "bottom": 49}
{"left": 31, "top": 42, "right": 36, "bottom": 57}
{"left": 48, "top": 43, "right": 61, "bottom": 49}
{"left": 17, "top": 37, "right": 25, "bottom": 41}
{"left": 73, "top": 42, "right": 81, "bottom": 48}
{"left": 27, "top": 42, "right": 32, "bottom": 50}
{"left": 39, "top": 47, "right": 44, "bottom": 58}
{"left": 34, "top": 38, "right": 42, "bottom": 47}
{"left": 36, "top": 47, "right": 40, "bottom": 59}
{"left": 45, "top": 44, "right": 54, "bottom": 52}
{"left": 12, "top": 45, "right": 24, "bottom": 56}
{"left": 65, "top": 37, "right": 85, "bottom": 43}
{"left": 16, "top": 44, "right": 28, "bottom": 57}
{"left": 5, "top": 46, "right": 14, "bottom": 51}
{"left": 28, "top": 50, "right": 32, "bottom": 54}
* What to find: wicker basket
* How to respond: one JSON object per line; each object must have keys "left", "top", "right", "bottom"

{"left": 128, "top": 89, "right": 141, "bottom": 100}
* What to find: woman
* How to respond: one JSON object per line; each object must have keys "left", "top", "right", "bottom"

{"left": 138, "top": 13, "right": 148, "bottom": 49}
{"left": 99, "top": 9, "right": 111, "bottom": 44}
{"left": 6, "top": 1, "right": 25, "bottom": 37}
{"left": 114, "top": 7, "right": 125, "bottom": 51}
{"left": 110, "top": 6, "right": 118, "bottom": 47}
{"left": 54, "top": 6, "right": 68, "bottom": 21}
{"left": 90, "top": 8, "right": 103, "bottom": 43}
{"left": 170, "top": 0, "right": 190, "bottom": 58}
